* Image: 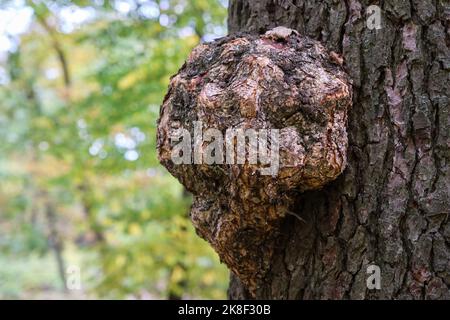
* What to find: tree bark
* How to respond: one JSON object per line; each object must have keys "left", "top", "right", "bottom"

{"left": 227, "top": 0, "right": 449, "bottom": 299}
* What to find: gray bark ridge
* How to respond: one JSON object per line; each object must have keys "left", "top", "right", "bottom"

{"left": 227, "top": 0, "right": 450, "bottom": 299}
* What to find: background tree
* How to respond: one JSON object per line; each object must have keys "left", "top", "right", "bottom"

{"left": 226, "top": 0, "right": 449, "bottom": 299}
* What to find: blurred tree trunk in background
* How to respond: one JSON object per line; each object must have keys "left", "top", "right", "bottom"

{"left": 227, "top": 0, "right": 449, "bottom": 299}
{"left": 44, "top": 197, "right": 68, "bottom": 292}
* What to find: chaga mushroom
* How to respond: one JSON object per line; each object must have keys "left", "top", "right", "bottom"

{"left": 157, "top": 27, "right": 352, "bottom": 295}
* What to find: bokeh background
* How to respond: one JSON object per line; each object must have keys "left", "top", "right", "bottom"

{"left": 0, "top": 0, "right": 229, "bottom": 299}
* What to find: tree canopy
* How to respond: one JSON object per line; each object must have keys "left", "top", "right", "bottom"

{"left": 0, "top": 0, "right": 228, "bottom": 299}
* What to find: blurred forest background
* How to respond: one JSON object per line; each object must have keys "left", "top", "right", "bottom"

{"left": 0, "top": 0, "right": 229, "bottom": 299}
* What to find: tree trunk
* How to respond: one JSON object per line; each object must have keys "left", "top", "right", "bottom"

{"left": 45, "top": 199, "right": 68, "bottom": 292}
{"left": 227, "top": 0, "right": 449, "bottom": 299}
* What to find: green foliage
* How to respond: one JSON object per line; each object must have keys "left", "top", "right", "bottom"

{"left": 0, "top": 0, "right": 228, "bottom": 299}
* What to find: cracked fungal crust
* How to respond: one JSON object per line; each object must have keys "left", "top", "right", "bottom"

{"left": 157, "top": 27, "right": 352, "bottom": 294}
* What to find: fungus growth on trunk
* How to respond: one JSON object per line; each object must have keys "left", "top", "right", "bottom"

{"left": 157, "top": 27, "right": 352, "bottom": 295}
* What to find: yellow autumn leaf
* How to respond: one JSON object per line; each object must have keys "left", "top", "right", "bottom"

{"left": 110, "top": 200, "right": 121, "bottom": 212}
{"left": 102, "top": 217, "right": 113, "bottom": 226}
{"left": 128, "top": 223, "right": 142, "bottom": 236}
{"left": 141, "top": 210, "right": 151, "bottom": 220}
{"left": 170, "top": 266, "right": 184, "bottom": 284}
{"left": 118, "top": 68, "right": 147, "bottom": 90}
{"left": 185, "top": 35, "right": 200, "bottom": 49}
{"left": 202, "top": 271, "right": 215, "bottom": 286}
{"left": 115, "top": 255, "right": 127, "bottom": 268}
